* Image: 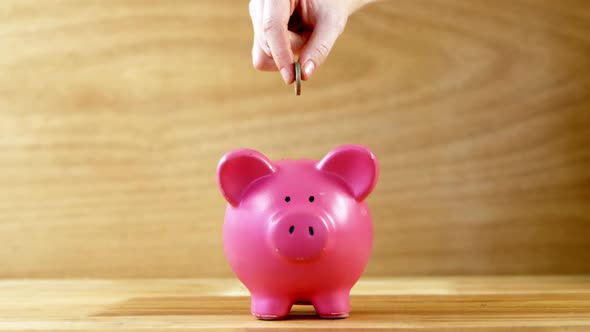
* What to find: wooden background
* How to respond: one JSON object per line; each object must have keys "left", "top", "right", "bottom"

{"left": 0, "top": 0, "right": 589, "bottom": 278}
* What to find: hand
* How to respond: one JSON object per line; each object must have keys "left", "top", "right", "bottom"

{"left": 249, "top": 0, "right": 372, "bottom": 84}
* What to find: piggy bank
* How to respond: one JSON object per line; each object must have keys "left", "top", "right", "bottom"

{"left": 216, "top": 145, "right": 378, "bottom": 320}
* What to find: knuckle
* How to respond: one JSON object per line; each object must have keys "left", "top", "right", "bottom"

{"left": 333, "top": 18, "right": 346, "bottom": 34}
{"left": 252, "top": 50, "right": 273, "bottom": 71}
{"left": 253, "top": 57, "right": 266, "bottom": 70}
{"left": 249, "top": 1, "right": 255, "bottom": 15}
{"left": 262, "top": 16, "right": 283, "bottom": 34}
{"left": 252, "top": 50, "right": 265, "bottom": 70}
{"left": 326, "top": 14, "right": 347, "bottom": 34}
{"left": 315, "top": 43, "right": 330, "bottom": 62}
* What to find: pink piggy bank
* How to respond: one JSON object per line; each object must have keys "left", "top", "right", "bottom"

{"left": 217, "top": 145, "right": 378, "bottom": 320}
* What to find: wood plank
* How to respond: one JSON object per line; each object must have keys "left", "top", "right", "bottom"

{"left": 0, "top": 0, "right": 589, "bottom": 278}
{"left": 2, "top": 277, "right": 590, "bottom": 330}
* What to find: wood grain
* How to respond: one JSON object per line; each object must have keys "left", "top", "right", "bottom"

{"left": 0, "top": 0, "right": 589, "bottom": 278}
{"left": 1, "top": 277, "right": 590, "bottom": 331}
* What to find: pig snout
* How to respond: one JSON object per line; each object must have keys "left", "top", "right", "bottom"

{"left": 270, "top": 211, "right": 328, "bottom": 261}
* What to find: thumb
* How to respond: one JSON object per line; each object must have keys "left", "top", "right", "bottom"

{"left": 299, "top": 17, "right": 346, "bottom": 80}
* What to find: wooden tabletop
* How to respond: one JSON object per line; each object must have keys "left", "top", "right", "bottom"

{"left": 2, "top": 276, "right": 590, "bottom": 331}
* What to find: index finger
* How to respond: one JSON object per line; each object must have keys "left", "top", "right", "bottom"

{"left": 263, "top": 0, "right": 294, "bottom": 84}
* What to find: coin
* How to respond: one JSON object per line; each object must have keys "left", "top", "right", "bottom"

{"left": 294, "top": 61, "right": 301, "bottom": 96}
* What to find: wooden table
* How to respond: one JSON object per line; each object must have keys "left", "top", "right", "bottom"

{"left": 2, "top": 276, "right": 590, "bottom": 331}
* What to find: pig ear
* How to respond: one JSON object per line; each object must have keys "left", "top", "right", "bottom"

{"left": 217, "top": 149, "right": 276, "bottom": 206}
{"left": 317, "top": 145, "right": 378, "bottom": 201}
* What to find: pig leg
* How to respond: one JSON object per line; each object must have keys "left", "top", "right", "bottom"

{"left": 250, "top": 294, "right": 293, "bottom": 320}
{"left": 312, "top": 291, "right": 350, "bottom": 318}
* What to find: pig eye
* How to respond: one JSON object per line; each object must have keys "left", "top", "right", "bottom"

{"left": 284, "top": 196, "right": 291, "bottom": 202}
{"left": 308, "top": 195, "right": 315, "bottom": 203}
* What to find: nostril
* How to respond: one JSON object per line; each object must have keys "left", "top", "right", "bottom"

{"left": 289, "top": 225, "right": 295, "bottom": 234}
{"left": 309, "top": 226, "right": 314, "bottom": 236}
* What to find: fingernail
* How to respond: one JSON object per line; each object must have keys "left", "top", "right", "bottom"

{"left": 303, "top": 61, "right": 315, "bottom": 79}
{"left": 280, "top": 67, "right": 292, "bottom": 84}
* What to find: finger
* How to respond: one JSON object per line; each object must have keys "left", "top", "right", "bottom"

{"left": 299, "top": 17, "right": 346, "bottom": 80}
{"left": 252, "top": 42, "right": 276, "bottom": 71}
{"left": 262, "top": 0, "right": 294, "bottom": 84}
{"left": 252, "top": 32, "right": 309, "bottom": 71}
{"left": 290, "top": 30, "right": 308, "bottom": 53}
{"left": 249, "top": 0, "right": 270, "bottom": 56}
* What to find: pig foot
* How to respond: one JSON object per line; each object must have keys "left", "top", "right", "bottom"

{"left": 312, "top": 291, "right": 350, "bottom": 319}
{"left": 251, "top": 295, "right": 292, "bottom": 320}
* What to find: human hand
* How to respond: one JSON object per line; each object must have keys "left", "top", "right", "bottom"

{"left": 249, "top": 0, "right": 373, "bottom": 84}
